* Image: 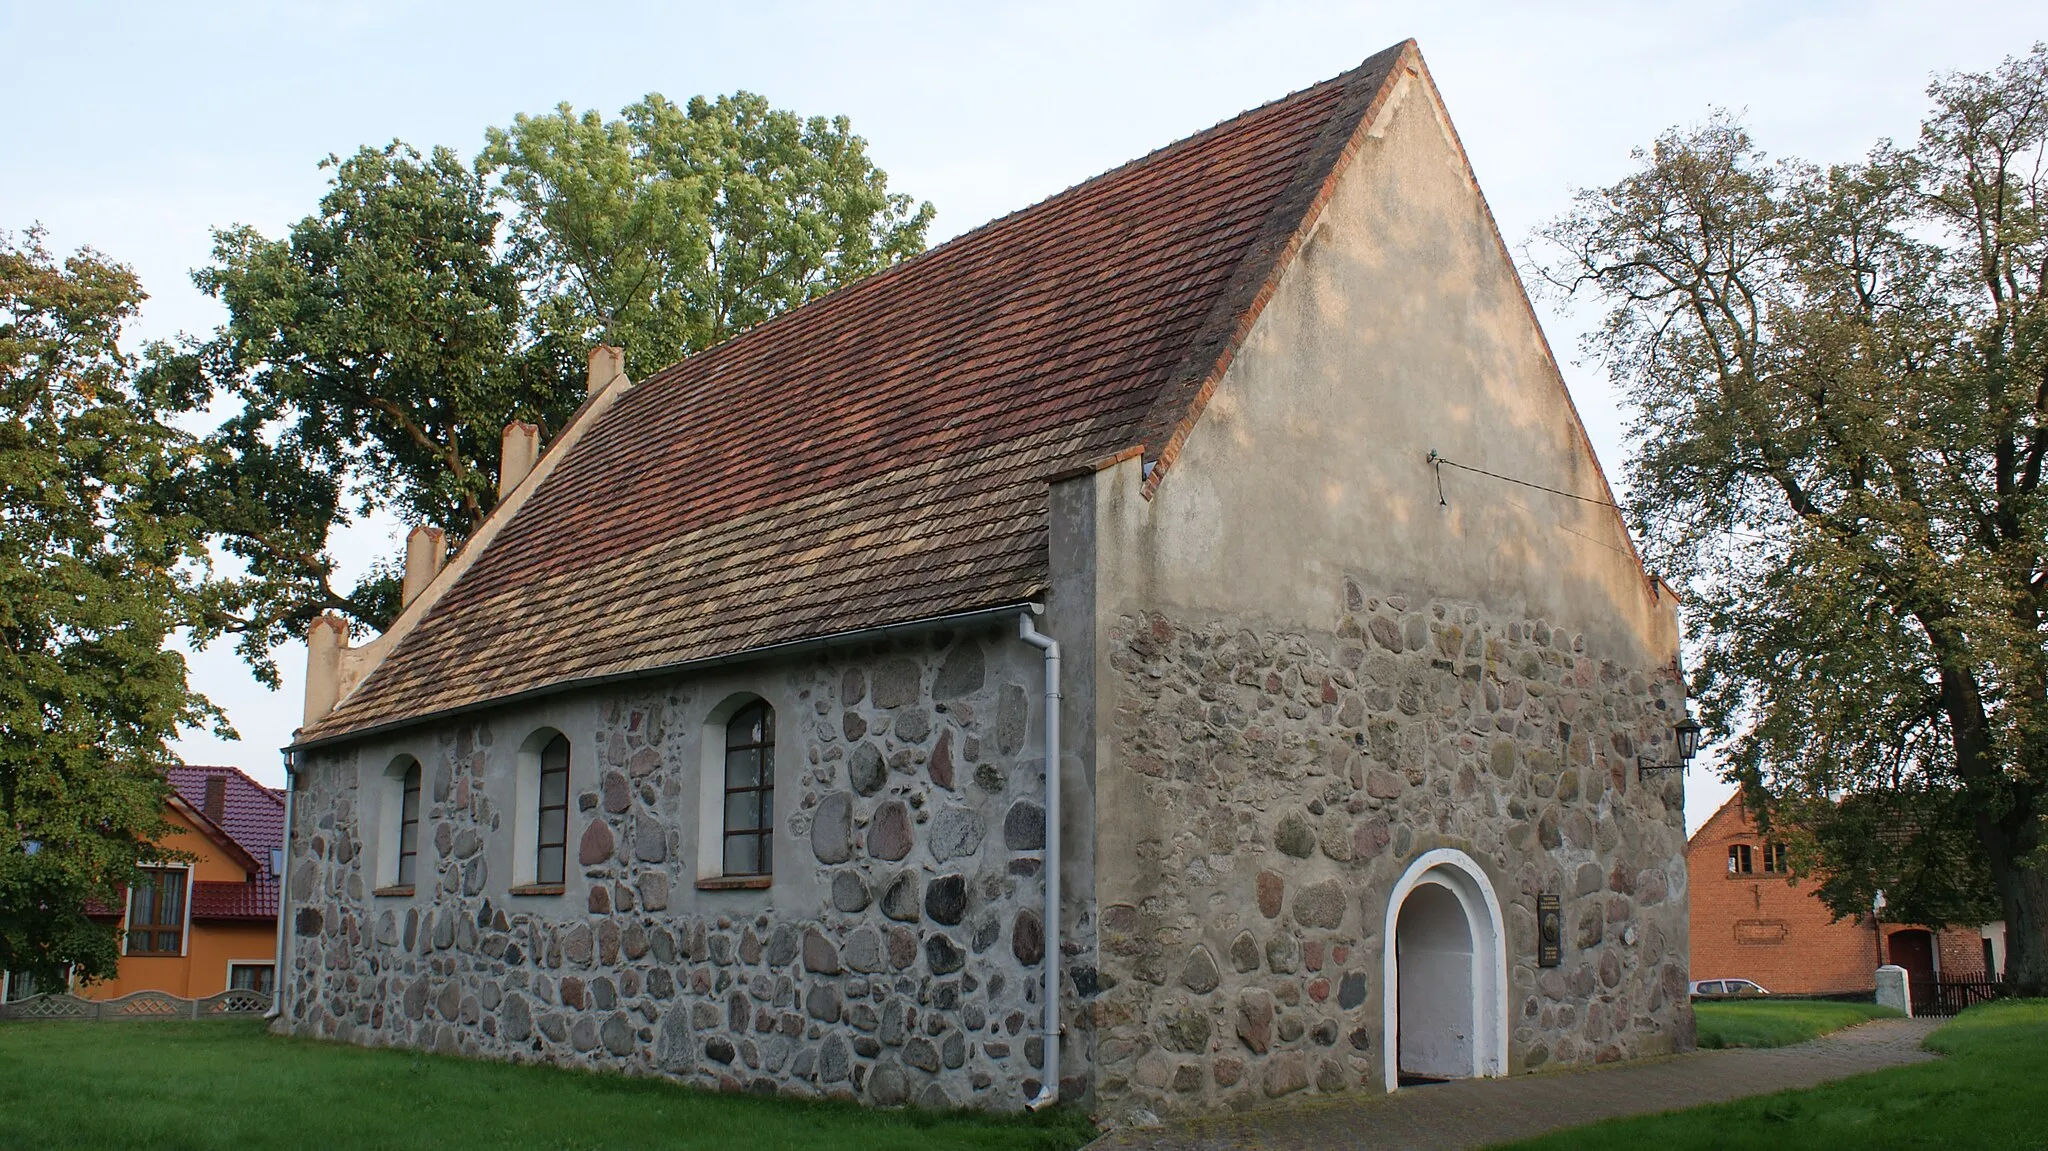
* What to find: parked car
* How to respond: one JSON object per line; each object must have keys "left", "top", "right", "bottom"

{"left": 1690, "top": 978, "right": 1771, "bottom": 998}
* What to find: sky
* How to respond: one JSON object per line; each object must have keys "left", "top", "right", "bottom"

{"left": 6, "top": 0, "right": 2044, "bottom": 832}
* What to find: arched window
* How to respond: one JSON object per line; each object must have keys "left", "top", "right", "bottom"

{"left": 396, "top": 760, "right": 422, "bottom": 887}
{"left": 722, "top": 701, "right": 774, "bottom": 877}
{"left": 537, "top": 734, "right": 570, "bottom": 885}
{"left": 377, "top": 755, "right": 424, "bottom": 894}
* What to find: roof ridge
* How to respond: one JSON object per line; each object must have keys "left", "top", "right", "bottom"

{"left": 1134, "top": 40, "right": 1416, "bottom": 493}
{"left": 170, "top": 763, "right": 285, "bottom": 809}
{"left": 629, "top": 45, "right": 1412, "bottom": 398}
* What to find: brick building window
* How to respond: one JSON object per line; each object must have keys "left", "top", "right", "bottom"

{"left": 722, "top": 700, "right": 775, "bottom": 877}
{"left": 1728, "top": 844, "right": 1753, "bottom": 875}
{"left": 126, "top": 868, "right": 187, "bottom": 956}
{"left": 1762, "top": 842, "right": 1788, "bottom": 873}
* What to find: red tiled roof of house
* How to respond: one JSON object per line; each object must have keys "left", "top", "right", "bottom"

{"left": 168, "top": 765, "right": 284, "bottom": 887}
{"left": 299, "top": 42, "right": 1416, "bottom": 745}
{"left": 191, "top": 878, "right": 279, "bottom": 921}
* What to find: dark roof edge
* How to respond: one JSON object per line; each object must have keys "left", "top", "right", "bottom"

{"left": 1136, "top": 40, "right": 1417, "bottom": 499}
{"left": 289, "top": 600, "right": 1042, "bottom": 755}
{"left": 165, "top": 793, "right": 264, "bottom": 875}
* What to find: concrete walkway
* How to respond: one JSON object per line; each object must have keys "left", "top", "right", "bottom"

{"left": 1086, "top": 1017, "right": 1943, "bottom": 1151}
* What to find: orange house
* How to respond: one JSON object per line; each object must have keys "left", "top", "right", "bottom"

{"left": 12, "top": 766, "right": 284, "bottom": 1002}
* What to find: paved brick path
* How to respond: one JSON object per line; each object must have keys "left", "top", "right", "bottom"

{"left": 1086, "top": 1017, "right": 1943, "bottom": 1151}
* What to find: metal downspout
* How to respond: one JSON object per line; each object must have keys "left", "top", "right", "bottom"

{"left": 1018, "top": 610, "right": 1062, "bottom": 1110}
{"left": 264, "top": 755, "right": 296, "bottom": 1021}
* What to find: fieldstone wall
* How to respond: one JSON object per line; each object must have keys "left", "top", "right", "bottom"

{"left": 281, "top": 627, "right": 1068, "bottom": 1110}
{"left": 1091, "top": 583, "right": 1692, "bottom": 1122}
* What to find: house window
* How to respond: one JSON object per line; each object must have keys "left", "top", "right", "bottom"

{"left": 396, "top": 760, "right": 422, "bottom": 887}
{"left": 126, "top": 868, "right": 187, "bottom": 956}
{"left": 537, "top": 733, "right": 570, "bottom": 886}
{"left": 1727, "top": 844, "right": 1753, "bottom": 875}
{"left": 722, "top": 701, "right": 775, "bottom": 877}
{"left": 4, "top": 970, "right": 57, "bottom": 1001}
{"left": 228, "top": 962, "right": 275, "bottom": 995}
{"left": 1762, "top": 843, "right": 1788, "bottom": 873}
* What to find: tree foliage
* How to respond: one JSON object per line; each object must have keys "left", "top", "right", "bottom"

{"left": 480, "top": 91, "right": 934, "bottom": 378}
{"left": 0, "top": 230, "right": 209, "bottom": 985}
{"left": 157, "top": 143, "right": 571, "bottom": 679}
{"left": 171, "top": 94, "right": 931, "bottom": 676}
{"left": 1536, "top": 46, "right": 2048, "bottom": 990}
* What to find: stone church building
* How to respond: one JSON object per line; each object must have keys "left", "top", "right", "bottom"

{"left": 279, "top": 40, "right": 1696, "bottom": 1121}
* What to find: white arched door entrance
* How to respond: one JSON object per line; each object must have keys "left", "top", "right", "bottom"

{"left": 1382, "top": 848, "right": 1508, "bottom": 1091}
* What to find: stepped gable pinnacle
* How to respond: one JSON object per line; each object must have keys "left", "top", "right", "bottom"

{"left": 299, "top": 42, "right": 1416, "bottom": 746}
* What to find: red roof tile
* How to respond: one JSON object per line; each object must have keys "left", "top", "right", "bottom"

{"left": 191, "top": 878, "right": 278, "bottom": 922}
{"left": 168, "top": 765, "right": 284, "bottom": 886}
{"left": 300, "top": 42, "right": 1414, "bottom": 745}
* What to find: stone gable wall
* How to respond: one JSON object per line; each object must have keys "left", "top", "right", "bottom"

{"left": 1091, "top": 584, "right": 1693, "bottom": 1122}
{"left": 281, "top": 626, "right": 1067, "bottom": 1110}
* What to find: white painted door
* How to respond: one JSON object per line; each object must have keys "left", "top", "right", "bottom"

{"left": 1397, "top": 882, "right": 1475, "bottom": 1079}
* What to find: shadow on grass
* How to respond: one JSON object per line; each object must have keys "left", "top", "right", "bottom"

{"left": 0, "top": 1020, "right": 1098, "bottom": 1151}
{"left": 1495, "top": 1000, "right": 2048, "bottom": 1151}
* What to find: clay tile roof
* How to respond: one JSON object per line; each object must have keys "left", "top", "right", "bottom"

{"left": 168, "top": 765, "right": 285, "bottom": 885}
{"left": 192, "top": 878, "right": 280, "bottom": 921}
{"left": 300, "top": 42, "right": 1415, "bottom": 746}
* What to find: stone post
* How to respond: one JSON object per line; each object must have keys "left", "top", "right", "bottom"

{"left": 587, "top": 344, "right": 625, "bottom": 397}
{"left": 401, "top": 525, "right": 447, "bottom": 606}
{"left": 1875, "top": 964, "right": 1912, "bottom": 1016}
{"left": 302, "top": 614, "right": 349, "bottom": 727}
{"left": 499, "top": 421, "right": 540, "bottom": 497}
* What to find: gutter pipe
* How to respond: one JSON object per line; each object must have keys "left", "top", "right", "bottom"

{"left": 1017, "top": 608, "right": 1062, "bottom": 1110}
{"left": 264, "top": 753, "right": 296, "bottom": 1021}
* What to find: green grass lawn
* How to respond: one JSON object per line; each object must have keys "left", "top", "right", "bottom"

{"left": 1498, "top": 999, "right": 2048, "bottom": 1151}
{"left": 0, "top": 1019, "right": 1097, "bottom": 1151}
{"left": 1693, "top": 998, "right": 1902, "bottom": 1049}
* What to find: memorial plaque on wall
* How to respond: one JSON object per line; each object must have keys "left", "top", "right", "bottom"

{"left": 1538, "top": 892, "right": 1562, "bottom": 967}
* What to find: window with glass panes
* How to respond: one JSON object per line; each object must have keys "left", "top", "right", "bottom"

{"left": 537, "top": 734, "right": 570, "bottom": 885}
{"left": 1763, "top": 842, "right": 1788, "bottom": 873}
{"left": 723, "top": 701, "right": 775, "bottom": 877}
{"left": 397, "top": 760, "right": 422, "bottom": 887}
{"left": 126, "top": 868, "right": 187, "bottom": 956}
{"left": 1728, "top": 844, "right": 1753, "bottom": 874}
{"left": 229, "top": 963, "right": 275, "bottom": 995}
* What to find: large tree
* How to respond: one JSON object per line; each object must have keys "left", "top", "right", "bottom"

{"left": 156, "top": 143, "right": 567, "bottom": 680}
{"left": 174, "top": 93, "right": 932, "bottom": 672}
{"left": 1537, "top": 47, "right": 2048, "bottom": 992}
{"left": 0, "top": 230, "right": 213, "bottom": 986}
{"left": 480, "top": 91, "right": 934, "bottom": 378}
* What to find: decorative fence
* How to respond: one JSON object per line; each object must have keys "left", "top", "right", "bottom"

{"left": 1917, "top": 978, "right": 2008, "bottom": 1018}
{"left": 0, "top": 989, "right": 271, "bottom": 1022}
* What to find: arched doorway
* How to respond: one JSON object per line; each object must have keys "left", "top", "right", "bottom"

{"left": 1397, "top": 883, "right": 1473, "bottom": 1082}
{"left": 1381, "top": 849, "right": 1509, "bottom": 1092}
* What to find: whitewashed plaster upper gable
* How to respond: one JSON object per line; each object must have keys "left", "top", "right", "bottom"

{"left": 1114, "top": 59, "right": 1679, "bottom": 668}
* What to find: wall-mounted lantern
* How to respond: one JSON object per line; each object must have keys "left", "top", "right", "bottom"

{"left": 1636, "top": 714, "right": 1703, "bottom": 782}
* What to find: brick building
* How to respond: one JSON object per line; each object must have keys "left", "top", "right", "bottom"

{"left": 1687, "top": 795, "right": 2005, "bottom": 1000}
